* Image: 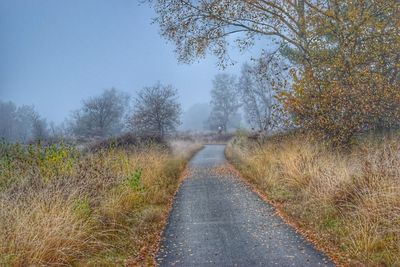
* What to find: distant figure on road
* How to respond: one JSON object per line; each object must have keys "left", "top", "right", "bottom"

{"left": 217, "top": 126, "right": 222, "bottom": 135}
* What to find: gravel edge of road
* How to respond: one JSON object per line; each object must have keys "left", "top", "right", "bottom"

{"left": 151, "top": 147, "right": 205, "bottom": 266}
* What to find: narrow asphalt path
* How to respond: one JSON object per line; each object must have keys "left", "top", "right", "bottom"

{"left": 157, "top": 145, "right": 334, "bottom": 267}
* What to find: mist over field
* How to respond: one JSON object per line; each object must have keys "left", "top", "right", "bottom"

{"left": 1, "top": 0, "right": 399, "bottom": 266}
{"left": 0, "top": 0, "right": 268, "bottom": 130}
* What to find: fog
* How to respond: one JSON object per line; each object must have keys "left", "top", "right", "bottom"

{"left": 0, "top": 0, "right": 268, "bottom": 128}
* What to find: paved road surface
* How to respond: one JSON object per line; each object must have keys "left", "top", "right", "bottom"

{"left": 157, "top": 145, "right": 334, "bottom": 267}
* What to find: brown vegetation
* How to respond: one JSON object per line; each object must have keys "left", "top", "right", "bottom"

{"left": 227, "top": 132, "right": 400, "bottom": 266}
{"left": 0, "top": 139, "right": 201, "bottom": 266}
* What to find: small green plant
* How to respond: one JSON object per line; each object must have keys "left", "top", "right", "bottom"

{"left": 0, "top": 254, "right": 16, "bottom": 266}
{"left": 73, "top": 197, "right": 92, "bottom": 219}
{"left": 0, "top": 253, "right": 17, "bottom": 266}
{"left": 127, "top": 167, "right": 143, "bottom": 191}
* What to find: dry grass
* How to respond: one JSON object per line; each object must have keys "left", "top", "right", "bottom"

{"left": 227, "top": 132, "right": 400, "bottom": 266}
{"left": 0, "top": 140, "right": 202, "bottom": 266}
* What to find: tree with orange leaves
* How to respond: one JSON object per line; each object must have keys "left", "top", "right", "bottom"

{"left": 150, "top": 0, "right": 400, "bottom": 145}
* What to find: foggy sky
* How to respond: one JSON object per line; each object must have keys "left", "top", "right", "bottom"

{"left": 0, "top": 0, "right": 269, "bottom": 123}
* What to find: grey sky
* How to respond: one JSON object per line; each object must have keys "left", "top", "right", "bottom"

{"left": 0, "top": 0, "right": 269, "bottom": 123}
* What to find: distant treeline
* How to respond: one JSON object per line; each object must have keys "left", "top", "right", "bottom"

{"left": 0, "top": 83, "right": 182, "bottom": 143}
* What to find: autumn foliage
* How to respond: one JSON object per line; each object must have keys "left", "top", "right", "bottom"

{"left": 282, "top": 70, "right": 400, "bottom": 145}
{"left": 280, "top": 0, "right": 400, "bottom": 145}
{"left": 151, "top": 0, "right": 399, "bottom": 145}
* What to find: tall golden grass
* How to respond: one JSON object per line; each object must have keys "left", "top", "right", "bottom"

{"left": 0, "top": 140, "right": 201, "bottom": 266}
{"left": 227, "top": 133, "right": 400, "bottom": 266}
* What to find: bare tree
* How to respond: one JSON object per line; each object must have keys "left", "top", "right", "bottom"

{"left": 238, "top": 52, "right": 288, "bottom": 134}
{"left": 70, "top": 88, "right": 129, "bottom": 139}
{"left": 207, "top": 74, "right": 241, "bottom": 132}
{"left": 129, "top": 83, "right": 182, "bottom": 138}
{"left": 0, "top": 100, "right": 40, "bottom": 143}
{"left": 0, "top": 101, "right": 17, "bottom": 142}
{"left": 31, "top": 113, "right": 49, "bottom": 141}
{"left": 16, "top": 105, "right": 37, "bottom": 142}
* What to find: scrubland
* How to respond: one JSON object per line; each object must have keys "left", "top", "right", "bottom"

{"left": 0, "top": 138, "right": 201, "bottom": 266}
{"left": 227, "top": 132, "right": 400, "bottom": 266}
